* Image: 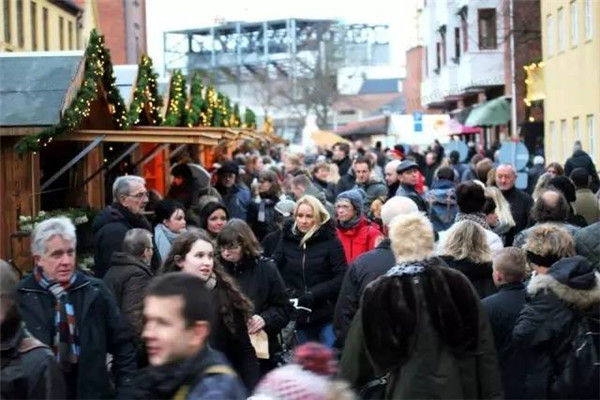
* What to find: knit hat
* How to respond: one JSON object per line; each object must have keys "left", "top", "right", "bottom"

{"left": 217, "top": 161, "right": 239, "bottom": 176}
{"left": 533, "top": 155, "right": 545, "bottom": 165}
{"left": 336, "top": 189, "right": 365, "bottom": 214}
{"left": 274, "top": 199, "right": 296, "bottom": 218}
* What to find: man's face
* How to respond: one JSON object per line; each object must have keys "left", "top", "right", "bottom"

{"left": 120, "top": 181, "right": 148, "bottom": 215}
{"left": 291, "top": 184, "right": 304, "bottom": 201}
{"left": 335, "top": 200, "right": 356, "bottom": 223}
{"left": 218, "top": 172, "right": 236, "bottom": 188}
{"left": 314, "top": 167, "right": 329, "bottom": 182}
{"left": 34, "top": 236, "right": 76, "bottom": 283}
{"left": 384, "top": 164, "right": 399, "bottom": 186}
{"left": 400, "top": 169, "right": 419, "bottom": 186}
{"left": 142, "top": 295, "right": 209, "bottom": 366}
{"left": 332, "top": 146, "right": 345, "bottom": 161}
{"left": 425, "top": 152, "right": 436, "bottom": 166}
{"left": 495, "top": 167, "right": 516, "bottom": 191}
{"left": 354, "top": 162, "right": 371, "bottom": 184}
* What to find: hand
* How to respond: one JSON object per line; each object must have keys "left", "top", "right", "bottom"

{"left": 247, "top": 314, "right": 266, "bottom": 335}
{"left": 298, "top": 292, "right": 314, "bottom": 308}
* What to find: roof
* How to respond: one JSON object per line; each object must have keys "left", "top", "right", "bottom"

{"left": 358, "top": 78, "right": 400, "bottom": 94}
{"left": 0, "top": 52, "right": 83, "bottom": 126}
{"left": 167, "top": 18, "right": 335, "bottom": 36}
{"left": 333, "top": 93, "right": 404, "bottom": 113}
{"left": 334, "top": 116, "right": 389, "bottom": 137}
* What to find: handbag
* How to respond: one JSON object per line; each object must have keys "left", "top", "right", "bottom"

{"left": 358, "top": 372, "right": 390, "bottom": 399}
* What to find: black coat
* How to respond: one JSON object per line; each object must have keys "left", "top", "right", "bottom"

{"left": 333, "top": 238, "right": 395, "bottom": 347}
{"left": 512, "top": 256, "right": 600, "bottom": 399}
{"left": 336, "top": 156, "right": 352, "bottom": 176}
{"left": 312, "top": 177, "right": 336, "bottom": 203}
{"left": 222, "top": 256, "right": 291, "bottom": 356}
{"left": 440, "top": 256, "right": 497, "bottom": 299}
{"left": 261, "top": 229, "right": 281, "bottom": 258}
{"left": 92, "top": 203, "right": 153, "bottom": 278}
{"left": 103, "top": 252, "right": 153, "bottom": 339}
{"left": 17, "top": 271, "right": 137, "bottom": 399}
{"left": 527, "top": 164, "right": 545, "bottom": 194}
{"left": 565, "top": 150, "right": 600, "bottom": 193}
{"left": 1, "top": 323, "right": 66, "bottom": 399}
{"left": 273, "top": 220, "right": 346, "bottom": 327}
{"left": 501, "top": 187, "right": 534, "bottom": 246}
{"left": 247, "top": 194, "right": 280, "bottom": 242}
{"left": 396, "top": 183, "right": 429, "bottom": 212}
{"left": 482, "top": 282, "right": 527, "bottom": 399}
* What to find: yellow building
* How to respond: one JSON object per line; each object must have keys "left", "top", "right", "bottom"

{"left": 542, "top": 0, "right": 599, "bottom": 165}
{"left": 0, "top": 0, "right": 81, "bottom": 52}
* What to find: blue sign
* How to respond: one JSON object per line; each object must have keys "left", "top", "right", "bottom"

{"left": 444, "top": 140, "right": 469, "bottom": 163}
{"left": 413, "top": 112, "right": 423, "bottom": 133}
{"left": 498, "top": 141, "right": 529, "bottom": 171}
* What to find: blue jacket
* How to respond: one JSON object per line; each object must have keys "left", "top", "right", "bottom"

{"left": 423, "top": 179, "right": 457, "bottom": 232}
{"left": 217, "top": 183, "right": 251, "bottom": 221}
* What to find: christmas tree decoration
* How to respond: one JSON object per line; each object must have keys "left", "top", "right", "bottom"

{"left": 127, "top": 54, "right": 164, "bottom": 126}
{"left": 230, "top": 103, "right": 241, "bottom": 128}
{"left": 262, "top": 114, "right": 274, "bottom": 134}
{"left": 15, "top": 29, "right": 128, "bottom": 155}
{"left": 163, "top": 69, "right": 188, "bottom": 127}
{"left": 244, "top": 108, "right": 257, "bottom": 129}
{"left": 185, "top": 73, "right": 209, "bottom": 127}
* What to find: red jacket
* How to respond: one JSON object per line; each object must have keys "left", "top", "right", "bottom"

{"left": 336, "top": 217, "right": 383, "bottom": 264}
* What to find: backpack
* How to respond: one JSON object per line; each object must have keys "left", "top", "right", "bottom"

{"left": 550, "top": 314, "right": 600, "bottom": 399}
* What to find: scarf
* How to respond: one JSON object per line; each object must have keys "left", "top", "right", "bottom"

{"left": 154, "top": 223, "right": 181, "bottom": 261}
{"left": 338, "top": 214, "right": 362, "bottom": 230}
{"left": 454, "top": 212, "right": 491, "bottom": 231}
{"left": 33, "top": 266, "right": 79, "bottom": 371}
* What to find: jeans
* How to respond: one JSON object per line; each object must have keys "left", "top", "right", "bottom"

{"left": 296, "top": 323, "right": 335, "bottom": 348}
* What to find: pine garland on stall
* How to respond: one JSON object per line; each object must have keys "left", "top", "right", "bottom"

{"left": 230, "top": 103, "right": 241, "bottom": 128}
{"left": 244, "top": 108, "right": 257, "bottom": 129}
{"left": 15, "top": 29, "right": 128, "bottom": 155}
{"left": 127, "top": 54, "right": 163, "bottom": 126}
{"left": 185, "top": 73, "right": 209, "bottom": 127}
{"left": 163, "top": 69, "right": 188, "bottom": 127}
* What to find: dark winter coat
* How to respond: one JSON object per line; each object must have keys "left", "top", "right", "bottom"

{"left": 333, "top": 238, "right": 396, "bottom": 347}
{"left": 575, "top": 222, "right": 600, "bottom": 270}
{"left": 512, "top": 256, "right": 600, "bottom": 399}
{"left": 247, "top": 194, "right": 280, "bottom": 242}
{"left": 527, "top": 164, "right": 545, "bottom": 194}
{"left": 336, "top": 171, "right": 356, "bottom": 197}
{"left": 424, "top": 163, "right": 439, "bottom": 189}
{"left": 482, "top": 282, "right": 527, "bottom": 399}
{"left": 424, "top": 179, "right": 457, "bottom": 232}
{"left": 222, "top": 256, "right": 291, "bottom": 358}
{"left": 1, "top": 323, "right": 66, "bottom": 399}
{"left": 574, "top": 188, "right": 600, "bottom": 225}
{"left": 92, "top": 203, "right": 153, "bottom": 278}
{"left": 355, "top": 178, "right": 388, "bottom": 213}
{"left": 340, "top": 258, "right": 503, "bottom": 399}
{"left": 501, "top": 186, "right": 534, "bottom": 246}
{"left": 396, "top": 183, "right": 428, "bottom": 212}
{"left": 261, "top": 229, "right": 282, "bottom": 258}
{"left": 133, "top": 346, "right": 246, "bottom": 400}
{"left": 440, "top": 256, "right": 497, "bottom": 298}
{"left": 565, "top": 149, "right": 600, "bottom": 193}
{"left": 335, "top": 156, "right": 352, "bottom": 176}
{"left": 272, "top": 220, "right": 347, "bottom": 327}
{"left": 17, "top": 271, "right": 138, "bottom": 399}
{"left": 166, "top": 178, "right": 201, "bottom": 210}
{"left": 103, "top": 252, "right": 153, "bottom": 339}
{"left": 312, "top": 177, "right": 336, "bottom": 203}
{"left": 336, "top": 217, "right": 382, "bottom": 264}
{"left": 215, "top": 183, "right": 251, "bottom": 221}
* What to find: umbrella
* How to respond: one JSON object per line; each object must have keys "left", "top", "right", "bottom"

{"left": 465, "top": 96, "right": 511, "bottom": 127}
{"left": 310, "top": 130, "right": 349, "bottom": 148}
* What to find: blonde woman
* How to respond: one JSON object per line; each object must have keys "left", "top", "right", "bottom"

{"left": 272, "top": 195, "right": 347, "bottom": 347}
{"left": 485, "top": 186, "right": 516, "bottom": 236}
{"left": 439, "top": 220, "right": 496, "bottom": 298}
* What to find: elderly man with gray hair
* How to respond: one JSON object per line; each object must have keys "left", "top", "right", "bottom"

{"left": 495, "top": 164, "right": 534, "bottom": 245}
{"left": 16, "top": 217, "right": 137, "bottom": 399}
{"left": 92, "top": 175, "right": 152, "bottom": 278}
{"left": 333, "top": 196, "right": 419, "bottom": 348}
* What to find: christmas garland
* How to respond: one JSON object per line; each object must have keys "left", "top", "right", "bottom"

{"left": 230, "top": 103, "right": 241, "bottom": 128}
{"left": 163, "top": 69, "right": 188, "bottom": 127}
{"left": 15, "top": 29, "right": 127, "bottom": 155}
{"left": 244, "top": 108, "right": 257, "bottom": 129}
{"left": 127, "top": 54, "right": 163, "bottom": 126}
{"left": 185, "top": 72, "right": 209, "bottom": 127}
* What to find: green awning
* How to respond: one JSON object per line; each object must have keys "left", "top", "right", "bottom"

{"left": 465, "top": 96, "right": 511, "bottom": 127}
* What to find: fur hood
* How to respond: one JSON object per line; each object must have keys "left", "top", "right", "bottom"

{"left": 527, "top": 256, "right": 600, "bottom": 309}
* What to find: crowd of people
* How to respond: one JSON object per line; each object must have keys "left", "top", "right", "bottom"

{"left": 1, "top": 138, "right": 599, "bottom": 400}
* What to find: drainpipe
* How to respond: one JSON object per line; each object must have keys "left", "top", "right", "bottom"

{"left": 509, "top": 0, "right": 518, "bottom": 137}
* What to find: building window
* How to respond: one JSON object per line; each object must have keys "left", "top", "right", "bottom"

{"left": 547, "top": 14, "right": 555, "bottom": 56}
{"left": 3, "top": 0, "right": 11, "bottom": 43}
{"left": 68, "top": 20, "right": 73, "bottom": 49}
{"left": 478, "top": 9, "right": 497, "bottom": 49}
{"left": 571, "top": 1, "right": 579, "bottom": 46}
{"left": 435, "top": 42, "right": 441, "bottom": 73}
{"left": 42, "top": 7, "right": 48, "bottom": 50}
{"left": 584, "top": 0, "right": 593, "bottom": 40}
{"left": 561, "top": 119, "right": 568, "bottom": 160}
{"left": 424, "top": 45, "right": 428, "bottom": 77}
{"left": 588, "top": 114, "right": 596, "bottom": 157}
{"left": 59, "top": 16, "right": 64, "bottom": 50}
{"left": 454, "top": 27, "right": 461, "bottom": 62}
{"left": 461, "top": 15, "right": 468, "bottom": 52}
{"left": 439, "top": 26, "right": 447, "bottom": 66}
{"left": 558, "top": 7, "right": 566, "bottom": 52}
{"left": 573, "top": 117, "right": 580, "bottom": 140}
{"left": 30, "top": 1, "right": 36, "bottom": 50}
{"left": 550, "top": 121, "right": 557, "bottom": 160}
{"left": 16, "top": 0, "right": 24, "bottom": 47}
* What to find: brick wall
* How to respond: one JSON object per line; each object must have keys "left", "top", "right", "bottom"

{"left": 403, "top": 46, "right": 424, "bottom": 114}
{"left": 97, "top": 0, "right": 127, "bottom": 64}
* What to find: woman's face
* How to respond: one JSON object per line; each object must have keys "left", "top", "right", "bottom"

{"left": 220, "top": 242, "right": 242, "bottom": 264}
{"left": 164, "top": 209, "right": 186, "bottom": 233}
{"left": 259, "top": 178, "right": 273, "bottom": 194}
{"left": 207, "top": 209, "right": 227, "bottom": 234}
{"left": 486, "top": 212, "right": 499, "bottom": 227}
{"left": 295, "top": 203, "right": 316, "bottom": 233}
{"left": 546, "top": 167, "right": 557, "bottom": 176}
{"left": 177, "top": 239, "right": 214, "bottom": 281}
{"left": 254, "top": 158, "right": 264, "bottom": 172}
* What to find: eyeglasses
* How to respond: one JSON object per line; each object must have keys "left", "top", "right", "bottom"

{"left": 220, "top": 243, "right": 241, "bottom": 251}
{"left": 127, "top": 191, "right": 149, "bottom": 199}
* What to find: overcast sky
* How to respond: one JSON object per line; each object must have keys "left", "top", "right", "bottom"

{"left": 146, "top": 0, "right": 419, "bottom": 77}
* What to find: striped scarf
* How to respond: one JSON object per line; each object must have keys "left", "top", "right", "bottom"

{"left": 33, "top": 266, "right": 80, "bottom": 371}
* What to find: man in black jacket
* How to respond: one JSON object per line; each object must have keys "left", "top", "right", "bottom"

{"left": 496, "top": 164, "right": 534, "bottom": 245}
{"left": 395, "top": 160, "right": 429, "bottom": 212}
{"left": 1, "top": 259, "right": 66, "bottom": 400}
{"left": 92, "top": 175, "right": 152, "bottom": 278}
{"left": 332, "top": 142, "right": 352, "bottom": 176}
{"left": 482, "top": 247, "right": 527, "bottom": 399}
{"left": 333, "top": 196, "right": 419, "bottom": 347}
{"left": 565, "top": 141, "right": 600, "bottom": 193}
{"left": 17, "top": 218, "right": 137, "bottom": 399}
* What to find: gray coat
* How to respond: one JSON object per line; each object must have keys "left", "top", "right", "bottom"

{"left": 575, "top": 222, "right": 600, "bottom": 270}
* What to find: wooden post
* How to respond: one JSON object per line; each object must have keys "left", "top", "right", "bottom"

{"left": 84, "top": 144, "right": 105, "bottom": 209}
